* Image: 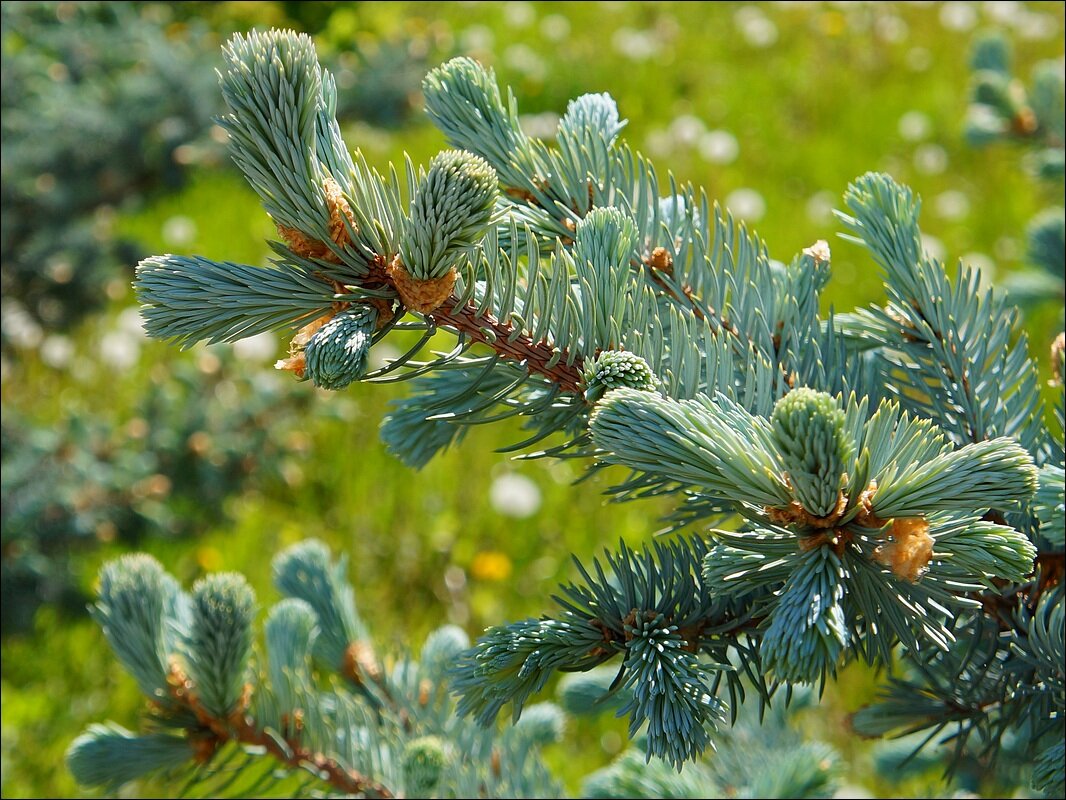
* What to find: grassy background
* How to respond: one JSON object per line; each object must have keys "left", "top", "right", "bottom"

{"left": 2, "top": 2, "right": 1064, "bottom": 797}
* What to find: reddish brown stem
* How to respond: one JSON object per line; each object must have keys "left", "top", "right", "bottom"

{"left": 360, "top": 256, "right": 586, "bottom": 393}
{"left": 167, "top": 663, "right": 393, "bottom": 798}
{"left": 427, "top": 299, "right": 585, "bottom": 394}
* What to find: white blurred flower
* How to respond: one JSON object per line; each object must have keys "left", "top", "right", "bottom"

{"left": 939, "top": 2, "right": 977, "bottom": 31}
{"left": 921, "top": 233, "right": 946, "bottom": 263}
{"left": 875, "top": 14, "right": 908, "bottom": 43}
{"left": 40, "top": 335, "right": 74, "bottom": 369}
{"left": 47, "top": 259, "right": 74, "bottom": 284}
{"left": 540, "top": 14, "right": 570, "bottom": 41}
{"left": 0, "top": 301, "right": 43, "bottom": 350}
{"left": 612, "top": 28, "right": 657, "bottom": 61}
{"left": 118, "top": 306, "right": 148, "bottom": 337}
{"left": 489, "top": 473, "right": 542, "bottom": 518}
{"left": 735, "top": 6, "right": 778, "bottom": 47}
{"left": 520, "top": 111, "right": 560, "bottom": 140}
{"left": 370, "top": 342, "right": 401, "bottom": 371}
{"left": 198, "top": 350, "right": 222, "bottom": 374}
{"left": 460, "top": 25, "right": 494, "bottom": 52}
{"left": 504, "top": 1, "right": 534, "bottom": 28}
{"left": 214, "top": 379, "right": 239, "bottom": 408}
{"left": 934, "top": 190, "right": 971, "bottom": 220}
{"left": 161, "top": 215, "right": 197, "bottom": 247}
{"left": 99, "top": 330, "right": 141, "bottom": 370}
{"left": 898, "top": 110, "right": 932, "bottom": 142}
{"left": 233, "top": 331, "right": 277, "bottom": 362}
{"left": 645, "top": 128, "right": 673, "bottom": 158}
{"left": 984, "top": 1, "right": 1022, "bottom": 24}
{"left": 504, "top": 44, "right": 546, "bottom": 80}
{"left": 1015, "top": 11, "right": 1057, "bottom": 41}
{"left": 995, "top": 236, "right": 1020, "bottom": 261}
{"left": 669, "top": 114, "right": 705, "bottom": 146}
{"left": 806, "top": 190, "right": 836, "bottom": 224}
{"left": 698, "top": 130, "right": 739, "bottom": 164}
{"left": 725, "top": 188, "right": 766, "bottom": 222}
{"left": 913, "top": 143, "right": 948, "bottom": 175}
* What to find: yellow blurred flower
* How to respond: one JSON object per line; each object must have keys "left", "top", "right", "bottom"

{"left": 196, "top": 546, "right": 223, "bottom": 571}
{"left": 470, "top": 550, "right": 512, "bottom": 582}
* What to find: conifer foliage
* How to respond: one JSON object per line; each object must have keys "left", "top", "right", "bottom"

{"left": 70, "top": 29, "right": 1064, "bottom": 797}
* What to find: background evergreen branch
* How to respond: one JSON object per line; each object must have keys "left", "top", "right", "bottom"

{"left": 69, "top": 540, "right": 567, "bottom": 798}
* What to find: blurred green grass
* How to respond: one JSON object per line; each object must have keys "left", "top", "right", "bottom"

{"left": 2, "top": 2, "right": 1063, "bottom": 797}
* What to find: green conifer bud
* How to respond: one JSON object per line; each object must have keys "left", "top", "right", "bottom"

{"left": 303, "top": 306, "right": 377, "bottom": 391}
{"left": 574, "top": 206, "right": 639, "bottom": 270}
{"left": 515, "top": 702, "right": 566, "bottom": 745}
{"left": 402, "top": 735, "right": 448, "bottom": 796}
{"left": 186, "top": 573, "right": 257, "bottom": 718}
{"left": 400, "top": 149, "right": 498, "bottom": 280}
{"left": 93, "top": 555, "right": 183, "bottom": 702}
{"left": 558, "top": 92, "right": 625, "bottom": 146}
{"left": 582, "top": 350, "right": 657, "bottom": 403}
{"left": 964, "top": 105, "right": 1009, "bottom": 146}
{"left": 420, "top": 624, "right": 471, "bottom": 680}
{"left": 771, "top": 388, "right": 853, "bottom": 518}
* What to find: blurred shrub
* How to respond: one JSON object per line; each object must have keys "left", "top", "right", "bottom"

{"left": 0, "top": 355, "right": 322, "bottom": 634}
{"left": 0, "top": 2, "right": 223, "bottom": 347}
{"left": 0, "top": 0, "right": 437, "bottom": 635}
{"left": 965, "top": 30, "right": 1065, "bottom": 313}
{"left": 0, "top": 2, "right": 438, "bottom": 352}
{"left": 329, "top": 37, "right": 430, "bottom": 128}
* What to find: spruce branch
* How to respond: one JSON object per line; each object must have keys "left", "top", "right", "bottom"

{"left": 67, "top": 724, "right": 195, "bottom": 794}
{"left": 164, "top": 659, "right": 395, "bottom": 799}
{"left": 453, "top": 535, "right": 763, "bottom": 767}
{"left": 73, "top": 553, "right": 398, "bottom": 797}
{"left": 272, "top": 539, "right": 382, "bottom": 688}
{"left": 837, "top": 172, "right": 1044, "bottom": 455}
{"left": 593, "top": 387, "right": 1039, "bottom": 672}
{"left": 92, "top": 24, "right": 1065, "bottom": 792}
{"left": 135, "top": 255, "right": 339, "bottom": 347}
{"left": 72, "top": 542, "right": 565, "bottom": 798}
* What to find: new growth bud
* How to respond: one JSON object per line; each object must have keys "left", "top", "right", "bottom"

{"left": 771, "top": 389, "right": 853, "bottom": 518}
{"left": 582, "top": 350, "right": 657, "bottom": 403}
{"left": 400, "top": 149, "right": 499, "bottom": 281}
{"left": 303, "top": 306, "right": 378, "bottom": 391}
{"left": 402, "top": 736, "right": 448, "bottom": 796}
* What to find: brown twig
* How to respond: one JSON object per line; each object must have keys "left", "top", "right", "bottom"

{"left": 166, "top": 661, "right": 394, "bottom": 798}
{"left": 351, "top": 253, "right": 588, "bottom": 393}
{"left": 427, "top": 299, "right": 585, "bottom": 394}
